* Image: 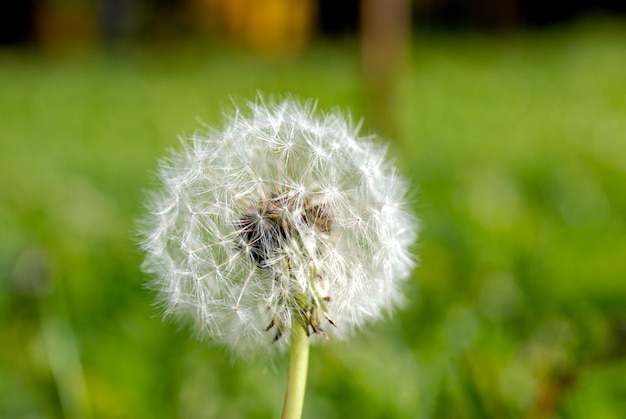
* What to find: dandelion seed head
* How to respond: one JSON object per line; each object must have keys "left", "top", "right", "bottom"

{"left": 140, "top": 98, "right": 418, "bottom": 357}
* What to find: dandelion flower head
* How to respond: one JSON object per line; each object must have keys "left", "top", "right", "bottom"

{"left": 141, "top": 98, "right": 417, "bottom": 357}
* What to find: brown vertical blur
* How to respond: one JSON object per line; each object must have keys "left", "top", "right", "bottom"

{"left": 190, "top": 0, "right": 317, "bottom": 55}
{"left": 361, "top": 0, "right": 412, "bottom": 138}
{"left": 34, "top": 0, "right": 98, "bottom": 51}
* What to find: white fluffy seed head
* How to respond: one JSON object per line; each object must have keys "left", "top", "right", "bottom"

{"left": 140, "top": 98, "right": 418, "bottom": 358}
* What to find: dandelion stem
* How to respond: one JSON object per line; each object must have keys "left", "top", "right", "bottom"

{"left": 281, "top": 325, "right": 309, "bottom": 419}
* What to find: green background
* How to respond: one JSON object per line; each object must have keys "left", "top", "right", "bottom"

{"left": 1, "top": 18, "right": 625, "bottom": 418}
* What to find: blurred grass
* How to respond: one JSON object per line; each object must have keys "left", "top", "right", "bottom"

{"left": 1, "top": 17, "right": 626, "bottom": 419}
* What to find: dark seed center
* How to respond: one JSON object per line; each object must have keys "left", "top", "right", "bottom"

{"left": 236, "top": 194, "right": 331, "bottom": 268}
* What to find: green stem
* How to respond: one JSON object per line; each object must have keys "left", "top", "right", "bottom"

{"left": 281, "top": 325, "right": 310, "bottom": 419}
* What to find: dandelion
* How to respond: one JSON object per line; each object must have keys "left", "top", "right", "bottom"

{"left": 140, "top": 97, "right": 417, "bottom": 418}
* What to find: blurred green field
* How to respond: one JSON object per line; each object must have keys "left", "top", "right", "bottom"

{"left": 1, "top": 18, "right": 626, "bottom": 419}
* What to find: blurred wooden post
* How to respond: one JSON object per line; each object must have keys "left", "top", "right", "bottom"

{"left": 191, "top": 0, "right": 316, "bottom": 55}
{"left": 35, "top": 0, "right": 97, "bottom": 52}
{"left": 361, "top": 0, "right": 412, "bottom": 138}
